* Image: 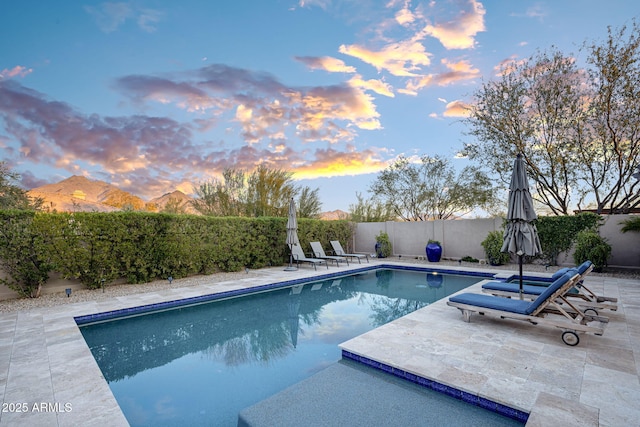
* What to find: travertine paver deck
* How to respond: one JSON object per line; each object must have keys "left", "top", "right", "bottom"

{"left": 0, "top": 261, "right": 637, "bottom": 426}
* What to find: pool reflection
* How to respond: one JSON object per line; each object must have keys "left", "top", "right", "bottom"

{"left": 80, "top": 268, "right": 479, "bottom": 426}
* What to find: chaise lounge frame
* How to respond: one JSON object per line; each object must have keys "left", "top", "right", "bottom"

{"left": 310, "top": 241, "right": 349, "bottom": 267}
{"left": 481, "top": 261, "right": 617, "bottom": 313}
{"left": 290, "top": 243, "right": 328, "bottom": 270}
{"left": 447, "top": 272, "right": 609, "bottom": 346}
{"left": 329, "top": 240, "right": 369, "bottom": 264}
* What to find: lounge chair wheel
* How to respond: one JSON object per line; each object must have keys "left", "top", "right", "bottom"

{"left": 562, "top": 331, "right": 579, "bottom": 346}
{"left": 584, "top": 308, "right": 598, "bottom": 316}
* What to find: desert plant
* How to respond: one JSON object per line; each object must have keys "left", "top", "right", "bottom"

{"left": 481, "top": 231, "right": 510, "bottom": 265}
{"left": 375, "top": 232, "right": 392, "bottom": 258}
{"left": 620, "top": 216, "right": 640, "bottom": 233}
{"left": 573, "top": 231, "right": 611, "bottom": 272}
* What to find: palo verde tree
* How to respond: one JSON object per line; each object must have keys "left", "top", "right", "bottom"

{"left": 348, "top": 192, "right": 396, "bottom": 222}
{"left": 191, "top": 166, "right": 321, "bottom": 218}
{"left": 369, "top": 155, "right": 496, "bottom": 221}
{"left": 463, "top": 20, "right": 640, "bottom": 214}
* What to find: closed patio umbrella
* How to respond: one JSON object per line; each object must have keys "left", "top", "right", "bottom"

{"left": 501, "top": 154, "right": 542, "bottom": 299}
{"left": 285, "top": 197, "right": 298, "bottom": 271}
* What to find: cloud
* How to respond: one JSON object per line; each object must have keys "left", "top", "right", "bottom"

{"left": 339, "top": 39, "right": 431, "bottom": 76}
{"left": 494, "top": 55, "right": 527, "bottom": 76}
{"left": 395, "top": 4, "right": 416, "bottom": 26}
{"left": 294, "top": 56, "right": 357, "bottom": 73}
{"left": 0, "top": 65, "right": 33, "bottom": 79}
{"left": 401, "top": 58, "right": 480, "bottom": 93}
{"left": 0, "top": 80, "right": 195, "bottom": 177}
{"left": 85, "top": 2, "right": 163, "bottom": 33}
{"left": 115, "top": 64, "right": 381, "bottom": 144}
{"left": 348, "top": 75, "right": 394, "bottom": 97}
{"left": 0, "top": 74, "right": 389, "bottom": 199}
{"left": 137, "top": 8, "right": 164, "bottom": 32}
{"left": 442, "top": 100, "right": 471, "bottom": 117}
{"left": 421, "top": 0, "right": 486, "bottom": 49}
{"left": 293, "top": 146, "right": 390, "bottom": 179}
{"left": 297, "top": 0, "right": 331, "bottom": 10}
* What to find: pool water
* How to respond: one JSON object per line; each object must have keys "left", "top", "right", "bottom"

{"left": 80, "top": 268, "right": 490, "bottom": 426}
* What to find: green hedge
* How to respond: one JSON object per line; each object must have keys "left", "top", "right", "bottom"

{"left": 535, "top": 212, "right": 601, "bottom": 265}
{"left": 1, "top": 211, "right": 354, "bottom": 292}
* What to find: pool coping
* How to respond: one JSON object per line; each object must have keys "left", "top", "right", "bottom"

{"left": 1, "top": 260, "right": 637, "bottom": 426}
{"left": 74, "top": 263, "right": 496, "bottom": 325}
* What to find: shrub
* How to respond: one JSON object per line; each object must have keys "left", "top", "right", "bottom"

{"left": 573, "top": 231, "right": 611, "bottom": 272}
{"left": 620, "top": 216, "right": 640, "bottom": 233}
{"left": 481, "top": 231, "right": 510, "bottom": 265}
{"left": 0, "top": 211, "right": 52, "bottom": 297}
{"left": 461, "top": 256, "right": 479, "bottom": 263}
{"left": 375, "top": 232, "right": 392, "bottom": 258}
{"left": 536, "top": 213, "right": 601, "bottom": 265}
{"left": 0, "top": 210, "right": 355, "bottom": 295}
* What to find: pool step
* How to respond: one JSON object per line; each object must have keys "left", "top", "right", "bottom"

{"left": 237, "top": 359, "right": 523, "bottom": 427}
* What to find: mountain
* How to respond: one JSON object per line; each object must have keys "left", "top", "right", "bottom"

{"left": 320, "top": 209, "right": 349, "bottom": 220}
{"left": 29, "top": 175, "right": 167, "bottom": 213}
{"left": 28, "top": 175, "right": 347, "bottom": 218}
{"left": 148, "top": 190, "right": 198, "bottom": 214}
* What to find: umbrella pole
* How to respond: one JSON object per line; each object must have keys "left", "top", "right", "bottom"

{"left": 519, "top": 255, "right": 524, "bottom": 300}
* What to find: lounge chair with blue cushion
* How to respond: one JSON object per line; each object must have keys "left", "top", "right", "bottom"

{"left": 330, "top": 240, "right": 369, "bottom": 264}
{"left": 447, "top": 271, "right": 609, "bottom": 346}
{"left": 310, "top": 241, "right": 348, "bottom": 267}
{"left": 481, "top": 261, "right": 617, "bottom": 312}
{"left": 290, "top": 243, "right": 328, "bottom": 270}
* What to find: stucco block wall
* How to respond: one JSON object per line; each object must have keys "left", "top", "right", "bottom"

{"left": 355, "top": 216, "right": 638, "bottom": 268}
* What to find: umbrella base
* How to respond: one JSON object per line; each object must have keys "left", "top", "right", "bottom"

{"left": 284, "top": 266, "right": 298, "bottom": 271}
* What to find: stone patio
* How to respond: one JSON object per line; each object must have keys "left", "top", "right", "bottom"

{"left": 0, "top": 260, "right": 637, "bottom": 426}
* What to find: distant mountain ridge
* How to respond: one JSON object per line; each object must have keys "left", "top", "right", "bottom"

{"left": 28, "top": 176, "right": 343, "bottom": 218}
{"left": 28, "top": 175, "right": 193, "bottom": 213}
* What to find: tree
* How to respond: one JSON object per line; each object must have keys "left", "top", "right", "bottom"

{"left": 190, "top": 166, "right": 320, "bottom": 218}
{"left": 348, "top": 192, "right": 396, "bottom": 222}
{"left": 463, "top": 21, "right": 640, "bottom": 214}
{"left": 463, "top": 49, "right": 583, "bottom": 214}
{"left": 576, "top": 22, "right": 640, "bottom": 213}
{"left": 245, "top": 165, "right": 296, "bottom": 217}
{"left": 369, "top": 155, "right": 496, "bottom": 220}
{"left": 0, "top": 161, "right": 43, "bottom": 210}
{"left": 297, "top": 186, "right": 322, "bottom": 219}
{"left": 161, "top": 197, "right": 189, "bottom": 214}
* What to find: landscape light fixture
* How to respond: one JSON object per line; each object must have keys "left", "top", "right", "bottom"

{"left": 65, "top": 288, "right": 72, "bottom": 298}
{"left": 168, "top": 276, "right": 173, "bottom": 284}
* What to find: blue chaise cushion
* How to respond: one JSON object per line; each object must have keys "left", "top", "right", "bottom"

{"left": 450, "top": 271, "right": 576, "bottom": 315}
{"left": 551, "top": 261, "right": 592, "bottom": 280}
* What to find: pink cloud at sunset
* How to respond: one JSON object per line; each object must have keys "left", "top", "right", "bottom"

{"left": 1, "top": 0, "right": 631, "bottom": 211}
{"left": 338, "top": 40, "right": 432, "bottom": 77}
{"left": 0, "top": 65, "right": 33, "bottom": 79}
{"left": 421, "top": 0, "right": 486, "bottom": 50}
{"left": 443, "top": 100, "right": 471, "bottom": 117}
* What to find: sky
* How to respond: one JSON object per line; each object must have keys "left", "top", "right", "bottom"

{"left": 1, "top": 1, "right": 639, "bottom": 212}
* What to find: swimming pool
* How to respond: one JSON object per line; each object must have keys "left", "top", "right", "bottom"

{"left": 79, "top": 267, "right": 514, "bottom": 426}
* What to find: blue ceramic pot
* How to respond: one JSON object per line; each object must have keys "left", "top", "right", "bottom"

{"left": 375, "top": 242, "right": 385, "bottom": 258}
{"left": 426, "top": 243, "right": 442, "bottom": 262}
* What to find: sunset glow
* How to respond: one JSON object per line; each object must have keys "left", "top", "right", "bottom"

{"left": 0, "top": 1, "right": 636, "bottom": 210}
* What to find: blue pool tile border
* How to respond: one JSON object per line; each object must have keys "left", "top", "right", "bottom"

{"left": 74, "top": 264, "right": 492, "bottom": 325}
{"left": 341, "top": 350, "right": 529, "bottom": 424}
